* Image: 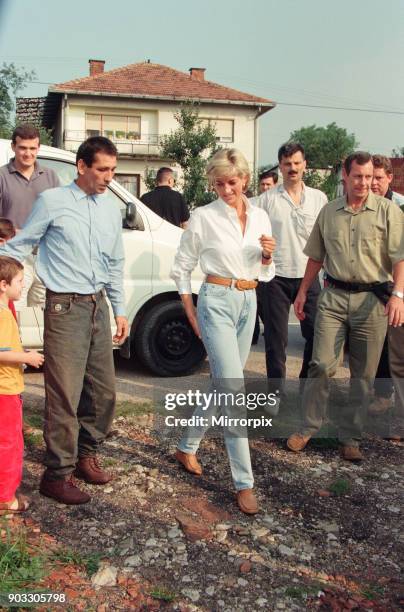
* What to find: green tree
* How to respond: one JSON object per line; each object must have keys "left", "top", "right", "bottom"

{"left": 158, "top": 103, "right": 219, "bottom": 207}
{"left": 289, "top": 122, "right": 358, "bottom": 199}
{"left": 391, "top": 146, "right": 404, "bottom": 158}
{"left": 0, "top": 63, "right": 35, "bottom": 138}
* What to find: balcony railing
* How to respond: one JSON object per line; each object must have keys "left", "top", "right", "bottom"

{"left": 63, "top": 131, "right": 161, "bottom": 155}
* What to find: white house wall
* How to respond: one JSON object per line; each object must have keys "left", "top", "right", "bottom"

{"left": 61, "top": 95, "right": 259, "bottom": 196}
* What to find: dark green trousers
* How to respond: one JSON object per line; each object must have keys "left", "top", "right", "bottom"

{"left": 43, "top": 291, "right": 115, "bottom": 478}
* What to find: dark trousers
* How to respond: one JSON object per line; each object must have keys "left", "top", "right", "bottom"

{"left": 262, "top": 275, "right": 320, "bottom": 384}
{"left": 389, "top": 325, "right": 404, "bottom": 418}
{"left": 43, "top": 291, "right": 116, "bottom": 479}
{"left": 252, "top": 282, "right": 264, "bottom": 344}
{"left": 373, "top": 335, "right": 393, "bottom": 398}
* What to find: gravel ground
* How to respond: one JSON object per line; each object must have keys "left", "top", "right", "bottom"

{"left": 7, "top": 323, "right": 404, "bottom": 611}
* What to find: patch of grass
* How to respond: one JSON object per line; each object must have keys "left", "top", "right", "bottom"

{"left": 102, "top": 457, "right": 118, "bottom": 467}
{"left": 52, "top": 548, "right": 101, "bottom": 577}
{"left": 149, "top": 586, "right": 176, "bottom": 602}
{"left": 329, "top": 478, "right": 351, "bottom": 496}
{"left": 361, "top": 585, "right": 385, "bottom": 600}
{"left": 24, "top": 431, "right": 44, "bottom": 448}
{"left": 115, "top": 401, "right": 153, "bottom": 418}
{"left": 121, "top": 462, "right": 137, "bottom": 473}
{"left": 284, "top": 584, "right": 322, "bottom": 601}
{"left": 0, "top": 526, "right": 46, "bottom": 592}
{"left": 284, "top": 586, "right": 308, "bottom": 600}
{"left": 24, "top": 413, "right": 43, "bottom": 429}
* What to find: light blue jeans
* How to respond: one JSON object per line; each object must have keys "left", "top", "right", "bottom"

{"left": 178, "top": 282, "right": 256, "bottom": 490}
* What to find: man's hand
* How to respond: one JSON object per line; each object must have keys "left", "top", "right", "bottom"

{"left": 113, "top": 316, "right": 129, "bottom": 344}
{"left": 385, "top": 296, "right": 404, "bottom": 327}
{"left": 259, "top": 235, "right": 276, "bottom": 258}
{"left": 24, "top": 350, "right": 45, "bottom": 368}
{"left": 294, "top": 290, "right": 307, "bottom": 321}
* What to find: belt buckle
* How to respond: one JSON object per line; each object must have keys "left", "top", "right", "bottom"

{"left": 235, "top": 279, "right": 248, "bottom": 291}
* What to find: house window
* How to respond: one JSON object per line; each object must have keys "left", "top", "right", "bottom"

{"left": 86, "top": 113, "right": 102, "bottom": 137}
{"left": 201, "top": 118, "right": 234, "bottom": 143}
{"left": 85, "top": 114, "right": 141, "bottom": 141}
{"left": 115, "top": 174, "right": 140, "bottom": 198}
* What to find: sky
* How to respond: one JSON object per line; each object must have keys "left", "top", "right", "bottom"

{"left": 1, "top": 0, "right": 403, "bottom": 166}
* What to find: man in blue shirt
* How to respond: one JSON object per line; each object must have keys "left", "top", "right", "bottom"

{"left": 0, "top": 137, "right": 128, "bottom": 504}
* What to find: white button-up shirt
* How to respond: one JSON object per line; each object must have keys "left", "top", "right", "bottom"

{"left": 170, "top": 197, "right": 275, "bottom": 294}
{"left": 257, "top": 183, "right": 327, "bottom": 278}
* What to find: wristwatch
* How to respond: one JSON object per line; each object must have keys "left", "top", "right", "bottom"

{"left": 392, "top": 290, "right": 404, "bottom": 299}
{"left": 262, "top": 252, "right": 272, "bottom": 261}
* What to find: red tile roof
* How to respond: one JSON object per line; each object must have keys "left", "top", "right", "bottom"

{"left": 50, "top": 62, "right": 274, "bottom": 107}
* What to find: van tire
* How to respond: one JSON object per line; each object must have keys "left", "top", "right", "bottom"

{"left": 134, "top": 301, "right": 206, "bottom": 376}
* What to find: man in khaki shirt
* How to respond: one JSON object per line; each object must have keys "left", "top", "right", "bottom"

{"left": 286, "top": 151, "right": 404, "bottom": 461}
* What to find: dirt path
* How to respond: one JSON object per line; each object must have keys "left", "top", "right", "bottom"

{"left": 1, "top": 328, "right": 403, "bottom": 611}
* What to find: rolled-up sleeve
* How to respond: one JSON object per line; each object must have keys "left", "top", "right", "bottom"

{"left": 170, "top": 212, "right": 202, "bottom": 294}
{"left": 303, "top": 208, "right": 326, "bottom": 263}
{"left": 387, "top": 202, "right": 404, "bottom": 265}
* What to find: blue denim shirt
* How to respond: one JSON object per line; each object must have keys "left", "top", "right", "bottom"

{"left": 0, "top": 182, "right": 125, "bottom": 316}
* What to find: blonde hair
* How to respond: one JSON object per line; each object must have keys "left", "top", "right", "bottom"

{"left": 206, "top": 148, "right": 250, "bottom": 188}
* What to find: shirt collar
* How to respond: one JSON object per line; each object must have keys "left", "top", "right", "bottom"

{"left": 8, "top": 159, "right": 44, "bottom": 177}
{"left": 278, "top": 182, "right": 306, "bottom": 204}
{"left": 69, "top": 181, "right": 103, "bottom": 204}
{"left": 218, "top": 194, "right": 252, "bottom": 216}
{"left": 339, "top": 191, "right": 378, "bottom": 212}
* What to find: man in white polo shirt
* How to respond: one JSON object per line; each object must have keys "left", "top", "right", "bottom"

{"left": 257, "top": 142, "right": 327, "bottom": 394}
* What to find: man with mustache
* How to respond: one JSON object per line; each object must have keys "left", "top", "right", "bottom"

{"left": 257, "top": 142, "right": 327, "bottom": 396}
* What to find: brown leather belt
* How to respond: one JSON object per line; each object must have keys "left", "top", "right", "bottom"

{"left": 205, "top": 275, "right": 258, "bottom": 291}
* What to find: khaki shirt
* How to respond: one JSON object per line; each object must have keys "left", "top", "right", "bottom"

{"left": 304, "top": 191, "right": 404, "bottom": 283}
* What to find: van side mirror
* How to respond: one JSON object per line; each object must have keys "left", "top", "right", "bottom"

{"left": 122, "top": 202, "right": 145, "bottom": 231}
{"left": 123, "top": 202, "right": 137, "bottom": 230}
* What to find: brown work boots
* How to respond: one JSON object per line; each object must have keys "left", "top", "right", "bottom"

{"left": 39, "top": 473, "right": 91, "bottom": 505}
{"left": 40, "top": 457, "right": 112, "bottom": 505}
{"left": 74, "top": 456, "right": 112, "bottom": 485}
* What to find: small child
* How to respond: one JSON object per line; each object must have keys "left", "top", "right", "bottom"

{"left": 0, "top": 218, "right": 17, "bottom": 320}
{"left": 0, "top": 256, "right": 44, "bottom": 514}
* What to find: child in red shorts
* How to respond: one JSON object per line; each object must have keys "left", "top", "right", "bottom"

{"left": 0, "top": 218, "right": 18, "bottom": 319}
{"left": 0, "top": 256, "right": 44, "bottom": 514}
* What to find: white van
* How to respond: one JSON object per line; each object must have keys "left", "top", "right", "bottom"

{"left": 0, "top": 140, "right": 206, "bottom": 376}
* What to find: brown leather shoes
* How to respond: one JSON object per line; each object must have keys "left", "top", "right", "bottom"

{"left": 287, "top": 433, "right": 311, "bottom": 452}
{"left": 74, "top": 456, "right": 112, "bottom": 485}
{"left": 175, "top": 450, "right": 202, "bottom": 476}
{"left": 368, "top": 396, "right": 391, "bottom": 416}
{"left": 237, "top": 489, "right": 258, "bottom": 515}
{"left": 340, "top": 446, "right": 363, "bottom": 462}
{"left": 39, "top": 473, "right": 91, "bottom": 505}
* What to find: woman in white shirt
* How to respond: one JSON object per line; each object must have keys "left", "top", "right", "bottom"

{"left": 170, "top": 148, "right": 275, "bottom": 515}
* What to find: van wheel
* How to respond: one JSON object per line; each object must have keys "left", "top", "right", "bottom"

{"left": 134, "top": 301, "right": 206, "bottom": 376}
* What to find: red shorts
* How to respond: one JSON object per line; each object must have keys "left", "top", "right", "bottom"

{"left": 0, "top": 394, "right": 23, "bottom": 502}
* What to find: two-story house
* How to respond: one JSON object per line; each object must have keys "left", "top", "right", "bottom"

{"left": 25, "top": 60, "right": 275, "bottom": 197}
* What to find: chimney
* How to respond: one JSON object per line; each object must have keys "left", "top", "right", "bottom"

{"left": 189, "top": 67, "right": 206, "bottom": 81}
{"left": 89, "top": 59, "right": 105, "bottom": 76}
